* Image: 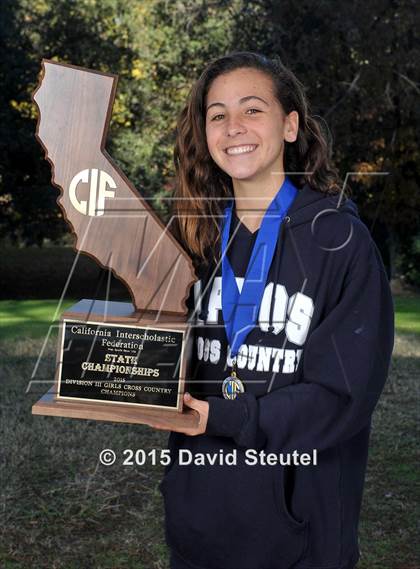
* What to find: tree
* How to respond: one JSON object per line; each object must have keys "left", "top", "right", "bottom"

{"left": 1, "top": 0, "right": 418, "bottom": 284}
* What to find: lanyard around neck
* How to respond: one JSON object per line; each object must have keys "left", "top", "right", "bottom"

{"left": 221, "top": 176, "right": 298, "bottom": 359}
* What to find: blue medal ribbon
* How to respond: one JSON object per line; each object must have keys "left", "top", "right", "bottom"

{"left": 221, "top": 176, "right": 298, "bottom": 361}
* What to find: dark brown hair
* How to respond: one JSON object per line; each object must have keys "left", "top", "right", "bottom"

{"left": 173, "top": 51, "right": 346, "bottom": 263}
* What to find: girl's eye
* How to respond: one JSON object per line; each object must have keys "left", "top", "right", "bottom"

{"left": 209, "top": 108, "right": 261, "bottom": 122}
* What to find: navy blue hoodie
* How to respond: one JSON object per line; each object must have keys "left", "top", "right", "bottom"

{"left": 159, "top": 182, "right": 395, "bottom": 569}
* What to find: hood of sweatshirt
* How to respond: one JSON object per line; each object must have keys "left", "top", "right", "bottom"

{"left": 285, "top": 182, "right": 360, "bottom": 228}
{"left": 262, "top": 182, "right": 361, "bottom": 298}
{"left": 196, "top": 182, "right": 361, "bottom": 322}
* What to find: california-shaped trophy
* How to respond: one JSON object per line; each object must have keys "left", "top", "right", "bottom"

{"left": 31, "top": 60, "right": 198, "bottom": 429}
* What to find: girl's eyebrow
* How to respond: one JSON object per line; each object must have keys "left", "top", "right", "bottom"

{"left": 206, "top": 95, "right": 269, "bottom": 113}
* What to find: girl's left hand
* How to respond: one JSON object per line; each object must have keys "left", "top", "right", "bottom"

{"left": 145, "top": 392, "right": 209, "bottom": 436}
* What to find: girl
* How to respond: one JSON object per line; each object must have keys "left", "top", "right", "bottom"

{"left": 147, "top": 51, "right": 394, "bottom": 569}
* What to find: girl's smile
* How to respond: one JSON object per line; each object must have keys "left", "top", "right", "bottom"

{"left": 224, "top": 144, "right": 258, "bottom": 155}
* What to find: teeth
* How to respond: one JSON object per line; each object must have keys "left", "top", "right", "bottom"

{"left": 226, "top": 145, "right": 257, "bottom": 155}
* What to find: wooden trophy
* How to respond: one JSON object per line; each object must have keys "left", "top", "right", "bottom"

{"left": 31, "top": 59, "right": 199, "bottom": 429}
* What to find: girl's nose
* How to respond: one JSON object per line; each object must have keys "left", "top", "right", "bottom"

{"left": 226, "top": 118, "right": 247, "bottom": 137}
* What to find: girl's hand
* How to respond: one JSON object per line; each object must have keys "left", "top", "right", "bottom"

{"left": 146, "top": 392, "right": 209, "bottom": 436}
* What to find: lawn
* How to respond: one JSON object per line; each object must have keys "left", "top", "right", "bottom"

{"left": 393, "top": 295, "right": 420, "bottom": 335}
{"left": 1, "top": 294, "right": 419, "bottom": 340}
{"left": 0, "top": 299, "right": 77, "bottom": 340}
{"left": 0, "top": 295, "right": 418, "bottom": 568}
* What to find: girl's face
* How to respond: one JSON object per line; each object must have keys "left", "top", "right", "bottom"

{"left": 205, "top": 68, "right": 298, "bottom": 186}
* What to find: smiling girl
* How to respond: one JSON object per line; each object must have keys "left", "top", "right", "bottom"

{"left": 149, "top": 51, "right": 394, "bottom": 569}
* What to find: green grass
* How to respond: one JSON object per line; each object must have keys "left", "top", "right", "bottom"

{"left": 0, "top": 333, "right": 170, "bottom": 569}
{"left": 394, "top": 295, "right": 420, "bottom": 335}
{"left": 0, "top": 299, "right": 77, "bottom": 340}
{"left": 0, "top": 331, "right": 417, "bottom": 568}
{"left": 0, "top": 296, "right": 418, "bottom": 568}
{"left": 1, "top": 293, "right": 419, "bottom": 341}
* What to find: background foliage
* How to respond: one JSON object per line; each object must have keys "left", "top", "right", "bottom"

{"left": 0, "top": 0, "right": 419, "bottom": 284}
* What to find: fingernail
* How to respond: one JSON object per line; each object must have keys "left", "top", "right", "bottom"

{"left": 184, "top": 392, "right": 191, "bottom": 399}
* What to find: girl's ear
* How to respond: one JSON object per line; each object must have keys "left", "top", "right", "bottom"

{"left": 284, "top": 110, "right": 299, "bottom": 143}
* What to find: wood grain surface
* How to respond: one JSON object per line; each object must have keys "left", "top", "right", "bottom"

{"left": 32, "top": 59, "right": 196, "bottom": 315}
{"left": 32, "top": 386, "right": 200, "bottom": 428}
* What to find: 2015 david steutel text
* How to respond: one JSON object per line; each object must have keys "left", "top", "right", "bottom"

{"left": 119, "top": 448, "right": 318, "bottom": 467}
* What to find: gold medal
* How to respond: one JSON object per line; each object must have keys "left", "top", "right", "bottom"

{"left": 222, "top": 361, "right": 245, "bottom": 400}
